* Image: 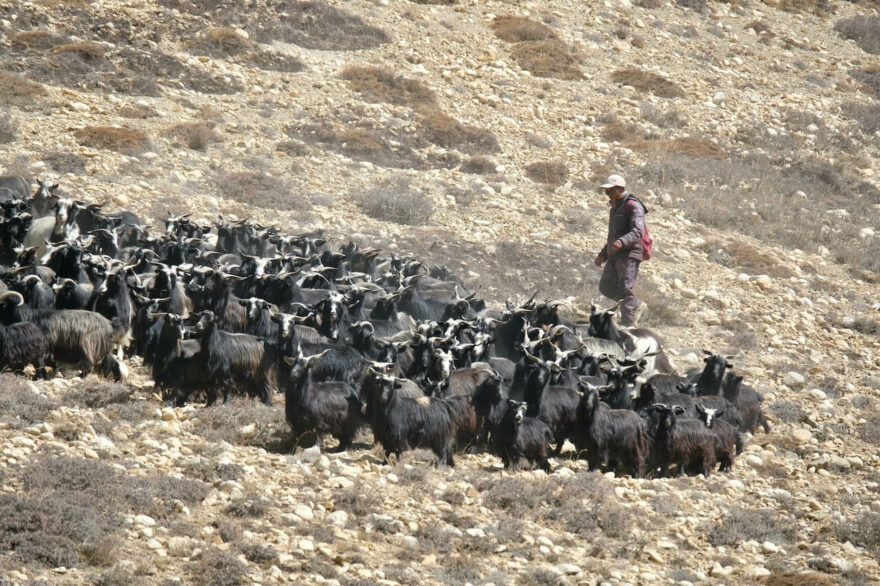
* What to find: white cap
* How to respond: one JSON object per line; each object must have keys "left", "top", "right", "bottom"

{"left": 601, "top": 174, "right": 626, "bottom": 189}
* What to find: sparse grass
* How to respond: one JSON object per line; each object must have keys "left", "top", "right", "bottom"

{"left": 341, "top": 65, "right": 435, "bottom": 107}
{"left": 770, "top": 401, "right": 804, "bottom": 424}
{"left": 239, "top": 50, "right": 305, "bottom": 73}
{"left": 215, "top": 170, "right": 308, "bottom": 211}
{"left": 418, "top": 111, "right": 500, "bottom": 155}
{"left": 226, "top": 496, "right": 270, "bottom": 518}
{"left": 0, "top": 71, "right": 47, "bottom": 103}
{"left": 661, "top": 137, "right": 726, "bottom": 159}
{"left": 11, "top": 29, "right": 63, "bottom": 49}
{"left": 460, "top": 156, "right": 497, "bottom": 174}
{"left": 853, "top": 65, "right": 880, "bottom": 98}
{"left": 859, "top": 417, "right": 880, "bottom": 446}
{"left": 247, "top": 0, "right": 388, "bottom": 51}
{"left": 335, "top": 487, "right": 382, "bottom": 517}
{"left": 51, "top": 41, "right": 106, "bottom": 60}
{"left": 42, "top": 150, "right": 87, "bottom": 174}
{"left": 707, "top": 507, "right": 797, "bottom": 546}
{"left": 355, "top": 176, "right": 434, "bottom": 225}
{"left": 611, "top": 68, "right": 685, "bottom": 98}
{"left": 836, "top": 16, "right": 880, "bottom": 54}
{"left": 290, "top": 122, "right": 429, "bottom": 169}
{"left": 491, "top": 16, "right": 557, "bottom": 43}
{"left": 725, "top": 241, "right": 794, "bottom": 278}
{"left": 637, "top": 279, "right": 686, "bottom": 327}
{"left": 119, "top": 103, "right": 160, "bottom": 119}
{"left": 0, "top": 375, "right": 58, "bottom": 429}
{"left": 0, "top": 113, "right": 18, "bottom": 144}
{"left": 74, "top": 126, "right": 151, "bottom": 155}
{"left": 525, "top": 160, "right": 568, "bottom": 187}
{"left": 167, "top": 122, "right": 223, "bottom": 151}
{"left": 510, "top": 40, "right": 582, "bottom": 80}
{"left": 189, "top": 398, "right": 295, "bottom": 453}
{"left": 842, "top": 101, "right": 880, "bottom": 135}
{"left": 835, "top": 512, "right": 880, "bottom": 552}
{"left": 61, "top": 381, "right": 132, "bottom": 409}
{"left": 192, "top": 548, "right": 250, "bottom": 586}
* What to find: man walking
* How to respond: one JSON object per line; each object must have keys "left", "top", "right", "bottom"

{"left": 594, "top": 174, "right": 647, "bottom": 327}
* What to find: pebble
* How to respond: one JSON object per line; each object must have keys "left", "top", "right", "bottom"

{"left": 791, "top": 429, "right": 812, "bottom": 444}
{"left": 327, "top": 511, "right": 348, "bottom": 527}
{"left": 680, "top": 288, "right": 699, "bottom": 299}
{"left": 466, "top": 528, "right": 486, "bottom": 538}
{"left": 555, "top": 563, "right": 582, "bottom": 575}
{"left": 298, "top": 539, "right": 315, "bottom": 552}
{"left": 762, "top": 541, "right": 779, "bottom": 553}
{"left": 294, "top": 504, "right": 314, "bottom": 521}
{"left": 755, "top": 275, "right": 772, "bottom": 290}
{"left": 134, "top": 515, "right": 156, "bottom": 527}
{"left": 782, "top": 372, "right": 806, "bottom": 389}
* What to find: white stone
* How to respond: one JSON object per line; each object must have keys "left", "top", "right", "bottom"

{"left": 298, "top": 539, "right": 315, "bottom": 552}
{"left": 737, "top": 273, "right": 750, "bottom": 282}
{"left": 782, "top": 372, "right": 806, "bottom": 389}
{"left": 791, "top": 429, "right": 812, "bottom": 445}
{"left": 755, "top": 275, "right": 772, "bottom": 290}
{"left": 134, "top": 514, "right": 156, "bottom": 527}
{"left": 327, "top": 511, "right": 348, "bottom": 527}
{"left": 680, "top": 288, "right": 699, "bottom": 299}
{"left": 293, "top": 504, "right": 314, "bottom": 521}
{"left": 70, "top": 101, "right": 90, "bottom": 112}
{"left": 762, "top": 541, "right": 779, "bottom": 553}
{"left": 860, "top": 227, "right": 875, "bottom": 239}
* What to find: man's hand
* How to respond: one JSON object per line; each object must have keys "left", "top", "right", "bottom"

{"left": 594, "top": 255, "right": 605, "bottom": 267}
{"left": 610, "top": 240, "right": 624, "bottom": 254}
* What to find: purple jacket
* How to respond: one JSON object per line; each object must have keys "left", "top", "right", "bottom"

{"left": 599, "top": 193, "right": 647, "bottom": 262}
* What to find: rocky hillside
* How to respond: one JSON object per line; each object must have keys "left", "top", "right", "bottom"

{"left": 1, "top": 0, "right": 880, "bottom": 584}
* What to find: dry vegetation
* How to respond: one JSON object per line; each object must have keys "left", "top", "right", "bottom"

{"left": 417, "top": 111, "right": 500, "bottom": 155}
{"left": 491, "top": 16, "right": 582, "bottom": 80}
{"left": 835, "top": 16, "right": 880, "bottom": 54}
{"left": 0, "top": 71, "right": 47, "bottom": 104}
{"left": 525, "top": 160, "right": 569, "bottom": 187}
{"left": 354, "top": 176, "right": 434, "bottom": 225}
{"left": 214, "top": 170, "right": 308, "bottom": 212}
{"left": 611, "top": 68, "right": 685, "bottom": 98}
{"left": 341, "top": 65, "right": 436, "bottom": 107}
{"left": 73, "top": 126, "right": 151, "bottom": 154}
{"left": 166, "top": 122, "right": 224, "bottom": 151}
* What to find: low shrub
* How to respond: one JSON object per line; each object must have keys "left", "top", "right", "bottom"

{"left": 0, "top": 113, "right": 18, "bottom": 144}
{"left": 611, "top": 68, "right": 684, "bottom": 98}
{"left": 189, "top": 398, "right": 295, "bottom": 453}
{"left": 42, "top": 150, "right": 87, "bottom": 174}
{"left": 215, "top": 170, "right": 307, "bottom": 211}
{"left": 418, "top": 111, "right": 500, "bottom": 155}
{"left": 708, "top": 507, "right": 797, "bottom": 546}
{"left": 192, "top": 548, "right": 250, "bottom": 586}
{"left": 355, "top": 176, "right": 434, "bottom": 225}
{"left": 167, "top": 122, "right": 223, "bottom": 151}
{"left": 525, "top": 159, "right": 568, "bottom": 187}
{"left": 0, "top": 71, "right": 47, "bottom": 104}
{"left": 511, "top": 40, "right": 582, "bottom": 80}
{"left": 491, "top": 16, "right": 557, "bottom": 42}
{"left": 835, "top": 512, "right": 880, "bottom": 552}
{"left": 842, "top": 101, "right": 880, "bottom": 135}
{"left": 835, "top": 16, "right": 880, "bottom": 55}
{"left": 73, "top": 126, "right": 151, "bottom": 154}
{"left": 341, "top": 65, "right": 435, "bottom": 107}
{"left": 0, "top": 375, "right": 59, "bottom": 429}
{"left": 460, "top": 156, "right": 497, "bottom": 174}
{"left": 51, "top": 41, "right": 106, "bottom": 60}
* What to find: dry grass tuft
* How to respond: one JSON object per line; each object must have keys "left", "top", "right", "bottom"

{"left": 192, "top": 548, "right": 250, "bottom": 586}
{"left": 842, "top": 101, "right": 880, "bottom": 134}
{"left": 247, "top": 0, "right": 388, "bottom": 51}
{"left": 707, "top": 507, "right": 797, "bottom": 546}
{"left": 525, "top": 159, "right": 568, "bottom": 187}
{"left": 73, "top": 126, "right": 150, "bottom": 154}
{"left": 341, "top": 65, "right": 436, "bottom": 107}
{"left": 491, "top": 16, "right": 557, "bottom": 42}
{"left": 42, "top": 150, "right": 87, "bottom": 174}
{"left": 0, "top": 114, "right": 18, "bottom": 144}
{"left": 836, "top": 16, "right": 880, "bottom": 55}
{"left": 355, "top": 176, "right": 434, "bottom": 225}
{"left": 460, "top": 156, "right": 497, "bottom": 174}
{"left": 215, "top": 170, "right": 307, "bottom": 212}
{"left": 239, "top": 50, "right": 305, "bottom": 73}
{"left": 662, "top": 137, "right": 726, "bottom": 159}
{"left": 51, "top": 41, "right": 106, "bottom": 60}
{"left": 611, "top": 68, "right": 684, "bottom": 98}
{"left": 726, "top": 241, "right": 794, "bottom": 278}
{"left": 290, "top": 122, "right": 426, "bottom": 169}
{"left": 417, "top": 111, "right": 500, "bottom": 155}
{"left": 0, "top": 71, "right": 47, "bottom": 103}
{"left": 11, "top": 29, "right": 62, "bottom": 49}
{"left": 167, "top": 122, "right": 224, "bottom": 151}
{"left": 852, "top": 65, "right": 880, "bottom": 98}
{"left": 511, "top": 40, "right": 582, "bottom": 80}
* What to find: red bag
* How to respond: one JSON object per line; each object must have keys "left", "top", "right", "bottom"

{"left": 641, "top": 224, "right": 653, "bottom": 261}
{"left": 627, "top": 196, "right": 653, "bottom": 261}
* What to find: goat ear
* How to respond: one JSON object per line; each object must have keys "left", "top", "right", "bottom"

{"left": 695, "top": 403, "right": 705, "bottom": 414}
{"left": 716, "top": 409, "right": 724, "bottom": 417}
{"left": 673, "top": 405, "right": 686, "bottom": 415}
{"left": 725, "top": 362, "right": 733, "bottom": 369}
{"left": 283, "top": 356, "right": 294, "bottom": 366}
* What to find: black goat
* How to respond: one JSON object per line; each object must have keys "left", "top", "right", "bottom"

{"left": 722, "top": 372, "right": 770, "bottom": 434}
{"left": 192, "top": 311, "right": 277, "bottom": 405}
{"left": 572, "top": 383, "right": 648, "bottom": 477}
{"left": 647, "top": 404, "right": 716, "bottom": 477}
{"left": 281, "top": 349, "right": 362, "bottom": 452}
{"left": 696, "top": 403, "right": 743, "bottom": 471}
{"left": 0, "top": 292, "right": 48, "bottom": 377}
{"left": 494, "top": 400, "right": 553, "bottom": 472}
{"left": 369, "top": 376, "right": 457, "bottom": 466}
{"left": 152, "top": 314, "right": 208, "bottom": 406}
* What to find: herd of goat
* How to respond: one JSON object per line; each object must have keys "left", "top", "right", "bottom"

{"left": 0, "top": 175, "right": 770, "bottom": 477}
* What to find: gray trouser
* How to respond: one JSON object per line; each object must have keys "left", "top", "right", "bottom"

{"left": 599, "top": 257, "right": 641, "bottom": 326}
